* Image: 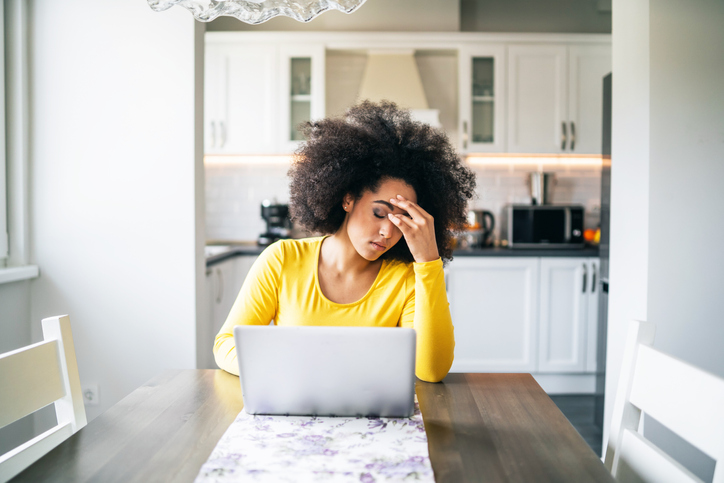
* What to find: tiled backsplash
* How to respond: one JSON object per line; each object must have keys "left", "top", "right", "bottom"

{"left": 205, "top": 162, "right": 601, "bottom": 243}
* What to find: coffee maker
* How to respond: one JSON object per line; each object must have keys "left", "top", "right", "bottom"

{"left": 258, "top": 200, "right": 293, "bottom": 246}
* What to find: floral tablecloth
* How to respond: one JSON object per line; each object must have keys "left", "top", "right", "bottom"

{"left": 195, "top": 401, "right": 435, "bottom": 482}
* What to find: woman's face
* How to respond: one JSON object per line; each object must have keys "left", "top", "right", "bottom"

{"left": 343, "top": 178, "right": 417, "bottom": 261}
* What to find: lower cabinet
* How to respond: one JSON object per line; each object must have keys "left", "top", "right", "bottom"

{"left": 447, "top": 257, "right": 540, "bottom": 373}
{"left": 198, "top": 255, "right": 257, "bottom": 369}
{"left": 447, "top": 256, "right": 600, "bottom": 393}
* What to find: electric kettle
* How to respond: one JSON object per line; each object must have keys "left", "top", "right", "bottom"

{"left": 464, "top": 210, "right": 496, "bottom": 247}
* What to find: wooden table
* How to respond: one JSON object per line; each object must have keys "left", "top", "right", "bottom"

{"left": 13, "top": 370, "right": 614, "bottom": 483}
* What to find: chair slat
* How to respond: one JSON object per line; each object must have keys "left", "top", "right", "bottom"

{"left": 616, "top": 429, "right": 703, "bottom": 483}
{"left": 0, "top": 340, "right": 65, "bottom": 428}
{"left": 630, "top": 345, "right": 724, "bottom": 460}
{"left": 0, "top": 422, "right": 73, "bottom": 482}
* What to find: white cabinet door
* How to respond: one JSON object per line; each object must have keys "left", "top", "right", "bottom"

{"left": 278, "top": 44, "right": 326, "bottom": 154}
{"left": 567, "top": 46, "right": 611, "bottom": 154}
{"left": 585, "top": 257, "right": 600, "bottom": 372}
{"left": 507, "top": 44, "right": 568, "bottom": 153}
{"left": 448, "top": 257, "right": 539, "bottom": 373}
{"left": 458, "top": 45, "right": 506, "bottom": 153}
{"left": 506, "top": 44, "right": 611, "bottom": 154}
{"left": 538, "top": 258, "right": 588, "bottom": 372}
{"left": 210, "top": 259, "right": 237, "bottom": 336}
{"left": 205, "top": 43, "right": 278, "bottom": 154}
{"left": 204, "top": 44, "right": 222, "bottom": 152}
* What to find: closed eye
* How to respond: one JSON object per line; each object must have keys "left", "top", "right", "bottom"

{"left": 373, "top": 210, "right": 386, "bottom": 219}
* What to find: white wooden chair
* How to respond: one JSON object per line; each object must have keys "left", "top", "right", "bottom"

{"left": 0, "top": 315, "right": 87, "bottom": 482}
{"left": 604, "top": 320, "right": 724, "bottom": 483}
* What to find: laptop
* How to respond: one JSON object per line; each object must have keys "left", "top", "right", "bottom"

{"left": 233, "top": 326, "right": 416, "bottom": 418}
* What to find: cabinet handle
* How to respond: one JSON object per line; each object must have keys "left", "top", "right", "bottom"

{"left": 570, "top": 122, "right": 576, "bottom": 151}
{"left": 561, "top": 122, "right": 567, "bottom": 151}
{"left": 462, "top": 121, "right": 468, "bottom": 150}
{"left": 591, "top": 262, "right": 597, "bottom": 293}
{"left": 444, "top": 272, "right": 449, "bottom": 294}
{"left": 216, "top": 269, "right": 224, "bottom": 304}
{"left": 582, "top": 263, "right": 588, "bottom": 293}
{"left": 209, "top": 121, "right": 216, "bottom": 148}
{"left": 220, "top": 121, "right": 226, "bottom": 148}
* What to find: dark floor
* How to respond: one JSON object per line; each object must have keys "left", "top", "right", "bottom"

{"left": 549, "top": 395, "right": 603, "bottom": 457}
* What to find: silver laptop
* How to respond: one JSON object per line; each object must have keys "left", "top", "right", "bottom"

{"left": 233, "top": 326, "right": 416, "bottom": 418}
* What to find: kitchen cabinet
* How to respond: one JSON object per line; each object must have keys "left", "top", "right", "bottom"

{"left": 205, "top": 33, "right": 610, "bottom": 156}
{"left": 278, "top": 44, "right": 326, "bottom": 153}
{"left": 447, "top": 256, "right": 600, "bottom": 393}
{"left": 447, "top": 257, "right": 539, "bottom": 373}
{"left": 537, "top": 258, "right": 588, "bottom": 372}
{"left": 506, "top": 44, "right": 611, "bottom": 154}
{"left": 205, "top": 39, "right": 324, "bottom": 154}
{"left": 458, "top": 45, "right": 507, "bottom": 153}
{"left": 205, "top": 42, "right": 278, "bottom": 154}
{"left": 199, "top": 255, "right": 256, "bottom": 369}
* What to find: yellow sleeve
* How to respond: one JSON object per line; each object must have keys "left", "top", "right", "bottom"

{"left": 400, "top": 258, "right": 455, "bottom": 383}
{"left": 213, "top": 242, "right": 284, "bottom": 375}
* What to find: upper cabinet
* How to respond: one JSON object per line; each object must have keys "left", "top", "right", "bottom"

{"left": 277, "top": 44, "right": 326, "bottom": 153}
{"left": 205, "top": 42, "right": 278, "bottom": 154}
{"left": 205, "top": 38, "right": 324, "bottom": 154}
{"left": 458, "top": 45, "right": 506, "bottom": 153}
{"left": 506, "top": 44, "right": 611, "bottom": 154}
{"left": 204, "top": 33, "right": 610, "bottom": 156}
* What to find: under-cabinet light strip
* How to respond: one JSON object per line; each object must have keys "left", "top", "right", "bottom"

{"left": 204, "top": 155, "right": 295, "bottom": 165}
{"left": 465, "top": 154, "right": 603, "bottom": 167}
{"left": 204, "top": 154, "right": 603, "bottom": 167}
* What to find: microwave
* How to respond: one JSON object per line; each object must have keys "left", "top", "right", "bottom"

{"left": 506, "top": 205, "right": 585, "bottom": 249}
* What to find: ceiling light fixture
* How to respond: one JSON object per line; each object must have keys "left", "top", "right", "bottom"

{"left": 147, "top": 0, "right": 368, "bottom": 24}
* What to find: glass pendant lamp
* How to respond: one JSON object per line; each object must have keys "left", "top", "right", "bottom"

{"left": 147, "top": 0, "right": 368, "bottom": 24}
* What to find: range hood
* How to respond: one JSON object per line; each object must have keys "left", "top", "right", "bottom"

{"left": 358, "top": 50, "right": 441, "bottom": 128}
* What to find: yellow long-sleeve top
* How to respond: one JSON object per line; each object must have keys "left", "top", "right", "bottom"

{"left": 213, "top": 236, "right": 455, "bottom": 383}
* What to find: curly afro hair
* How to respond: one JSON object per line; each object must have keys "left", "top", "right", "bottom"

{"left": 288, "top": 100, "right": 476, "bottom": 263}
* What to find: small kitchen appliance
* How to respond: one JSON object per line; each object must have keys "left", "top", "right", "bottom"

{"left": 461, "top": 209, "right": 496, "bottom": 248}
{"left": 529, "top": 172, "right": 556, "bottom": 205}
{"left": 506, "top": 204, "right": 584, "bottom": 249}
{"left": 258, "top": 200, "right": 293, "bottom": 246}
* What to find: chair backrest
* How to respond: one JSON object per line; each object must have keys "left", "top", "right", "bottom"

{"left": 604, "top": 320, "right": 724, "bottom": 483}
{"left": 0, "top": 315, "right": 87, "bottom": 482}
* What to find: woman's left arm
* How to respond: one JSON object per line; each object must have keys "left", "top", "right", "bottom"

{"left": 390, "top": 196, "right": 455, "bottom": 383}
{"left": 401, "top": 260, "right": 455, "bottom": 382}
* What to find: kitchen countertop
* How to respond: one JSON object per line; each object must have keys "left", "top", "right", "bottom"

{"left": 205, "top": 242, "right": 599, "bottom": 267}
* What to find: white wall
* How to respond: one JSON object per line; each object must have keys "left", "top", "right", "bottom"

{"left": 605, "top": 0, "right": 724, "bottom": 478}
{"left": 27, "top": 0, "right": 203, "bottom": 421}
{"left": 644, "top": 0, "right": 724, "bottom": 478}
{"left": 603, "top": 0, "right": 649, "bottom": 446}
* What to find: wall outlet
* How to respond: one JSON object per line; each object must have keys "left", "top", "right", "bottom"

{"left": 82, "top": 384, "right": 100, "bottom": 406}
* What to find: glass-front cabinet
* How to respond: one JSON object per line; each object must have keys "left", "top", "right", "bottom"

{"left": 458, "top": 46, "right": 506, "bottom": 153}
{"left": 279, "top": 45, "right": 326, "bottom": 153}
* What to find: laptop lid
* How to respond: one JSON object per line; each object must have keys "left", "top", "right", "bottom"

{"left": 233, "top": 326, "right": 416, "bottom": 418}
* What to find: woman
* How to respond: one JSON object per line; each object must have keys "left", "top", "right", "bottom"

{"left": 214, "top": 101, "right": 476, "bottom": 383}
